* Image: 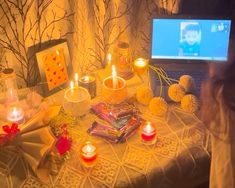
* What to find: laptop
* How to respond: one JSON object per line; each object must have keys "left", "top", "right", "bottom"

{"left": 149, "top": 15, "right": 232, "bottom": 98}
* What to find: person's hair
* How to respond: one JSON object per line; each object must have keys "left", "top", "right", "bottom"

{"left": 201, "top": 61, "right": 235, "bottom": 127}
{"left": 183, "top": 24, "right": 201, "bottom": 33}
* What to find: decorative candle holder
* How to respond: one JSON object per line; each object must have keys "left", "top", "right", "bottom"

{"left": 140, "top": 121, "right": 157, "bottom": 145}
{"left": 133, "top": 58, "right": 148, "bottom": 75}
{"left": 80, "top": 141, "right": 97, "bottom": 167}
{"left": 78, "top": 75, "right": 96, "bottom": 99}
{"left": 102, "top": 76, "right": 127, "bottom": 105}
{"left": 0, "top": 68, "right": 19, "bottom": 105}
{"left": 6, "top": 106, "right": 25, "bottom": 124}
{"left": 63, "top": 87, "right": 91, "bottom": 117}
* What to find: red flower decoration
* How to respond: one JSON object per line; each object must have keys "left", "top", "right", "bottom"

{"left": 3, "top": 123, "right": 20, "bottom": 135}
{"left": 56, "top": 136, "right": 72, "bottom": 155}
{"left": 0, "top": 123, "right": 20, "bottom": 146}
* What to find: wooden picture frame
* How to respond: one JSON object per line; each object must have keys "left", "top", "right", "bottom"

{"left": 36, "top": 42, "right": 72, "bottom": 97}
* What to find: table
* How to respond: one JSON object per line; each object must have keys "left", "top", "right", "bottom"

{"left": 0, "top": 94, "right": 210, "bottom": 188}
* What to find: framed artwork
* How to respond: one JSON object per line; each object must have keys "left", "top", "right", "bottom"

{"left": 36, "top": 42, "right": 72, "bottom": 97}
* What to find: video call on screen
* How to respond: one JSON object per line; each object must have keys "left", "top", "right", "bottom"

{"left": 151, "top": 19, "right": 231, "bottom": 61}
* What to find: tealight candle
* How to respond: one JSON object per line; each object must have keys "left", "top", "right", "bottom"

{"left": 133, "top": 58, "right": 148, "bottom": 75}
{"left": 80, "top": 141, "right": 97, "bottom": 167}
{"left": 7, "top": 106, "right": 25, "bottom": 124}
{"left": 78, "top": 75, "right": 96, "bottom": 99}
{"left": 140, "top": 121, "right": 157, "bottom": 145}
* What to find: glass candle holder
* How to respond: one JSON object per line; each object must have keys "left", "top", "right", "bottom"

{"left": 63, "top": 87, "right": 91, "bottom": 117}
{"left": 0, "top": 68, "right": 19, "bottom": 105}
{"left": 6, "top": 106, "right": 25, "bottom": 124}
{"left": 116, "top": 41, "right": 134, "bottom": 80}
{"left": 133, "top": 58, "right": 148, "bottom": 75}
{"left": 78, "top": 75, "right": 96, "bottom": 99}
{"left": 102, "top": 76, "right": 127, "bottom": 105}
{"left": 80, "top": 141, "right": 97, "bottom": 167}
{"left": 140, "top": 121, "right": 157, "bottom": 145}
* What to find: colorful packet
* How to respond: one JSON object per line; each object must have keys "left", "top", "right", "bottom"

{"left": 87, "top": 121, "right": 123, "bottom": 143}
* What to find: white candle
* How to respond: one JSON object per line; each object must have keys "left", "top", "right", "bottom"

{"left": 112, "top": 65, "right": 118, "bottom": 89}
{"left": 74, "top": 73, "right": 79, "bottom": 87}
{"left": 7, "top": 106, "right": 25, "bottom": 124}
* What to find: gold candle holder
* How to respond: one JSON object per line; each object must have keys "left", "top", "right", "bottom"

{"left": 102, "top": 76, "right": 127, "bottom": 105}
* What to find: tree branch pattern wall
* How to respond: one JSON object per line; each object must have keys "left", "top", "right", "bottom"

{"left": 0, "top": 0, "right": 182, "bottom": 87}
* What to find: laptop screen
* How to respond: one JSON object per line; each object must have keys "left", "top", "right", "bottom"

{"left": 151, "top": 17, "right": 231, "bottom": 61}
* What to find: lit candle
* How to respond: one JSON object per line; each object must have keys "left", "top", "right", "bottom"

{"left": 112, "top": 65, "right": 118, "bottom": 89}
{"left": 107, "top": 53, "right": 112, "bottom": 66}
{"left": 7, "top": 106, "right": 25, "bottom": 124}
{"left": 80, "top": 141, "right": 97, "bottom": 167}
{"left": 56, "top": 50, "right": 60, "bottom": 56}
{"left": 74, "top": 73, "right": 79, "bottom": 87}
{"left": 78, "top": 75, "right": 96, "bottom": 99}
{"left": 141, "top": 121, "right": 157, "bottom": 145}
{"left": 70, "top": 81, "right": 74, "bottom": 93}
{"left": 133, "top": 58, "right": 148, "bottom": 75}
{"left": 63, "top": 86, "right": 91, "bottom": 117}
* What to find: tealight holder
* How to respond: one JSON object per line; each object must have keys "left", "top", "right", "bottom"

{"left": 6, "top": 106, "right": 25, "bottom": 124}
{"left": 63, "top": 87, "right": 91, "bottom": 117}
{"left": 102, "top": 76, "right": 127, "bottom": 105}
{"left": 140, "top": 121, "right": 157, "bottom": 145}
{"left": 80, "top": 141, "right": 97, "bottom": 167}
{"left": 78, "top": 75, "right": 96, "bottom": 99}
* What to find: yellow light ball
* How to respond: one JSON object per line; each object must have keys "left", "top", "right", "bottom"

{"left": 149, "top": 97, "right": 168, "bottom": 116}
{"left": 179, "top": 75, "right": 196, "bottom": 93}
{"left": 168, "top": 84, "right": 186, "bottom": 102}
{"left": 136, "top": 86, "right": 153, "bottom": 105}
{"left": 181, "top": 94, "right": 199, "bottom": 113}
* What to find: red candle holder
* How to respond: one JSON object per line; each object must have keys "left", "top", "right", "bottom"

{"left": 80, "top": 141, "right": 97, "bottom": 167}
{"left": 140, "top": 121, "right": 157, "bottom": 145}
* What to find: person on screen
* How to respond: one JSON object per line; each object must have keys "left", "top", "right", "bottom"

{"left": 179, "top": 24, "right": 201, "bottom": 56}
{"left": 201, "top": 61, "right": 235, "bottom": 188}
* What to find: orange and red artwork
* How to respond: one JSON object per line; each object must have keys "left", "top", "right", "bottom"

{"left": 42, "top": 48, "right": 69, "bottom": 91}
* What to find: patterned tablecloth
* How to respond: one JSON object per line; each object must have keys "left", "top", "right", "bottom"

{"left": 0, "top": 94, "right": 211, "bottom": 188}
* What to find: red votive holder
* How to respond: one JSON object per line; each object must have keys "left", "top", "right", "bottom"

{"left": 80, "top": 141, "right": 97, "bottom": 167}
{"left": 140, "top": 121, "right": 157, "bottom": 145}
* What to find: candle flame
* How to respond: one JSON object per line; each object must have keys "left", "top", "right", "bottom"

{"left": 107, "top": 53, "right": 112, "bottom": 65}
{"left": 135, "top": 58, "right": 146, "bottom": 67}
{"left": 12, "top": 107, "right": 18, "bottom": 116}
{"left": 70, "top": 81, "right": 74, "bottom": 90}
{"left": 145, "top": 122, "right": 153, "bottom": 133}
{"left": 75, "top": 73, "right": 79, "bottom": 82}
{"left": 84, "top": 76, "right": 89, "bottom": 82}
{"left": 56, "top": 50, "right": 60, "bottom": 55}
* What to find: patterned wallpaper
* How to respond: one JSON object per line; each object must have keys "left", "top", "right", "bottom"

{"left": 0, "top": 0, "right": 182, "bottom": 87}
